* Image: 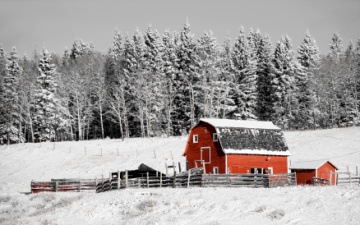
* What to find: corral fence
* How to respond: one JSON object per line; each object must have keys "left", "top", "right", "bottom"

{"left": 332, "top": 172, "right": 360, "bottom": 186}
{"left": 31, "top": 178, "right": 97, "bottom": 193}
{"left": 96, "top": 172, "right": 296, "bottom": 193}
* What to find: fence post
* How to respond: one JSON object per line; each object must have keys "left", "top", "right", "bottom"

{"left": 125, "top": 170, "right": 128, "bottom": 188}
{"left": 178, "top": 162, "right": 182, "bottom": 173}
{"left": 117, "top": 171, "right": 120, "bottom": 189}
{"left": 79, "top": 180, "right": 81, "bottom": 192}
{"left": 165, "top": 162, "right": 168, "bottom": 175}
{"left": 55, "top": 181, "right": 58, "bottom": 192}
{"left": 172, "top": 171, "right": 176, "bottom": 188}
{"left": 160, "top": 172, "right": 162, "bottom": 188}
{"left": 187, "top": 170, "right": 191, "bottom": 188}
{"left": 349, "top": 172, "right": 352, "bottom": 185}
{"left": 329, "top": 171, "right": 332, "bottom": 186}
{"left": 356, "top": 166, "right": 358, "bottom": 176}
{"left": 147, "top": 172, "right": 149, "bottom": 188}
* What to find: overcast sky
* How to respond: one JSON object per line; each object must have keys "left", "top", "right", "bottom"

{"left": 1, "top": 0, "right": 359, "bottom": 56}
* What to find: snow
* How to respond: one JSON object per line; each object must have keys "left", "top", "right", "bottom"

{"left": 223, "top": 148, "right": 291, "bottom": 156}
{"left": 1, "top": 127, "right": 360, "bottom": 224}
{"left": 200, "top": 118, "right": 281, "bottom": 130}
{"left": 290, "top": 161, "right": 337, "bottom": 170}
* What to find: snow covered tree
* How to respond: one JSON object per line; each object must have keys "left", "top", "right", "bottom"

{"left": 0, "top": 47, "right": 24, "bottom": 144}
{"left": 174, "top": 20, "right": 201, "bottom": 133}
{"left": 33, "top": 49, "right": 69, "bottom": 142}
{"left": 161, "top": 30, "right": 178, "bottom": 136}
{"left": 197, "top": 30, "right": 220, "bottom": 118}
{"left": 257, "top": 34, "right": 275, "bottom": 121}
{"left": 216, "top": 35, "right": 236, "bottom": 118}
{"left": 296, "top": 31, "right": 320, "bottom": 129}
{"left": 231, "top": 27, "right": 258, "bottom": 120}
{"left": 271, "top": 36, "right": 297, "bottom": 129}
{"left": 143, "top": 25, "right": 165, "bottom": 136}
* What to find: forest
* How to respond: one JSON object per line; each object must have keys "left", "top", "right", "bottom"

{"left": 0, "top": 21, "right": 359, "bottom": 144}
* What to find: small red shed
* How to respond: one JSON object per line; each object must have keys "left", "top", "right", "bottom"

{"left": 290, "top": 161, "right": 338, "bottom": 185}
{"left": 183, "top": 118, "right": 290, "bottom": 175}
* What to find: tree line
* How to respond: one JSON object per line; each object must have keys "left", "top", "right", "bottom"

{"left": 0, "top": 21, "right": 359, "bottom": 144}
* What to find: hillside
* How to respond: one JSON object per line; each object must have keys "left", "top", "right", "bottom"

{"left": 0, "top": 127, "right": 360, "bottom": 224}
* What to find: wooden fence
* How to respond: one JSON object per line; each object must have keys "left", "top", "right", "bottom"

{"left": 96, "top": 173, "right": 297, "bottom": 193}
{"left": 333, "top": 172, "right": 360, "bottom": 185}
{"left": 31, "top": 179, "right": 96, "bottom": 193}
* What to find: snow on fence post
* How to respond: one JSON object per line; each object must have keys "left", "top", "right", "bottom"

{"left": 165, "top": 162, "right": 168, "bottom": 175}
{"left": 356, "top": 166, "right": 358, "bottom": 176}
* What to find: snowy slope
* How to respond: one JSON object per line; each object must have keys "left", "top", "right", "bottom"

{"left": 0, "top": 127, "right": 360, "bottom": 225}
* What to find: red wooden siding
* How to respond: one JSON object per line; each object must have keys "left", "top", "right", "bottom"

{"left": 318, "top": 163, "right": 337, "bottom": 185}
{"left": 184, "top": 122, "right": 226, "bottom": 174}
{"left": 291, "top": 169, "right": 316, "bottom": 185}
{"left": 227, "top": 154, "right": 288, "bottom": 174}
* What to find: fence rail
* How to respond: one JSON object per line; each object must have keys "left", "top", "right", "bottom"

{"left": 31, "top": 179, "right": 97, "bottom": 193}
{"left": 95, "top": 173, "right": 296, "bottom": 193}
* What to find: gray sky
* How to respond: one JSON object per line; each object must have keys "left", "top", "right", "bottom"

{"left": 1, "top": 0, "right": 359, "bottom": 56}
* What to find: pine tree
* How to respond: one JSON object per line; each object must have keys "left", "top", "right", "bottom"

{"left": 271, "top": 36, "right": 296, "bottom": 129}
{"left": 0, "top": 47, "right": 24, "bottom": 144}
{"left": 143, "top": 25, "right": 165, "bottom": 136}
{"left": 197, "top": 30, "right": 219, "bottom": 118}
{"left": 232, "top": 27, "right": 258, "bottom": 120}
{"left": 162, "top": 30, "right": 178, "bottom": 136}
{"left": 216, "top": 35, "right": 236, "bottom": 118}
{"left": 174, "top": 20, "right": 201, "bottom": 133}
{"left": 33, "top": 49, "right": 69, "bottom": 141}
{"left": 257, "top": 34, "right": 275, "bottom": 121}
{"left": 296, "top": 31, "right": 320, "bottom": 129}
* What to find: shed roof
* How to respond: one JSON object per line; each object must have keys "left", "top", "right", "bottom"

{"left": 290, "top": 161, "right": 338, "bottom": 170}
{"left": 197, "top": 118, "right": 289, "bottom": 156}
{"left": 200, "top": 118, "right": 281, "bottom": 130}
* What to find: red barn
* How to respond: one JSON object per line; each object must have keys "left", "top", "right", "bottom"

{"left": 183, "top": 118, "right": 290, "bottom": 175}
{"left": 290, "top": 161, "right": 338, "bottom": 185}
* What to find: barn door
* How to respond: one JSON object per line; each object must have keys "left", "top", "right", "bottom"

{"left": 201, "top": 147, "right": 211, "bottom": 164}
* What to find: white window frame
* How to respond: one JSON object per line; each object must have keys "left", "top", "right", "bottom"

{"left": 267, "top": 167, "right": 273, "bottom": 174}
{"left": 213, "top": 167, "right": 219, "bottom": 174}
{"left": 213, "top": 133, "right": 218, "bottom": 142}
{"left": 193, "top": 134, "right": 198, "bottom": 143}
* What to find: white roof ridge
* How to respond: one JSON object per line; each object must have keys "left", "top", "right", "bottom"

{"left": 200, "top": 118, "right": 281, "bottom": 130}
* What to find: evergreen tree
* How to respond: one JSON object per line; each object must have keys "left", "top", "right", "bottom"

{"left": 33, "top": 49, "right": 69, "bottom": 141}
{"left": 216, "top": 35, "right": 236, "bottom": 118}
{"left": 162, "top": 30, "right": 178, "bottom": 136}
{"left": 257, "top": 34, "right": 275, "bottom": 121}
{"left": 0, "top": 47, "right": 24, "bottom": 144}
{"left": 232, "top": 27, "right": 258, "bottom": 120}
{"left": 271, "top": 36, "right": 296, "bottom": 129}
{"left": 296, "top": 31, "right": 320, "bottom": 129}
{"left": 174, "top": 20, "right": 201, "bottom": 133}
{"left": 197, "top": 31, "right": 219, "bottom": 118}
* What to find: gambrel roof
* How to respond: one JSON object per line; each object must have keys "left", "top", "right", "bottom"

{"left": 199, "top": 118, "right": 290, "bottom": 156}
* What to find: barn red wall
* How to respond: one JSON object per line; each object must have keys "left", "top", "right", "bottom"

{"left": 184, "top": 122, "right": 226, "bottom": 174}
{"left": 291, "top": 169, "right": 316, "bottom": 185}
{"left": 318, "top": 163, "right": 337, "bottom": 185}
{"left": 227, "top": 155, "right": 288, "bottom": 174}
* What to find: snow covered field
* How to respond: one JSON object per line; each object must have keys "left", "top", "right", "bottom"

{"left": 1, "top": 127, "right": 360, "bottom": 225}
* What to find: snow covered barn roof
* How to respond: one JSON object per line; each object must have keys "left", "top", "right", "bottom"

{"left": 290, "top": 161, "right": 338, "bottom": 170}
{"left": 199, "top": 118, "right": 289, "bottom": 156}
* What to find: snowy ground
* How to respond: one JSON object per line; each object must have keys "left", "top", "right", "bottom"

{"left": 0, "top": 127, "right": 360, "bottom": 225}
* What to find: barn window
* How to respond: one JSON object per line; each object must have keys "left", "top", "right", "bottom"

{"left": 213, "top": 133, "right": 218, "bottom": 142}
{"left": 213, "top": 167, "right": 219, "bottom": 174}
{"left": 250, "top": 168, "right": 264, "bottom": 174}
{"left": 193, "top": 134, "right": 198, "bottom": 143}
